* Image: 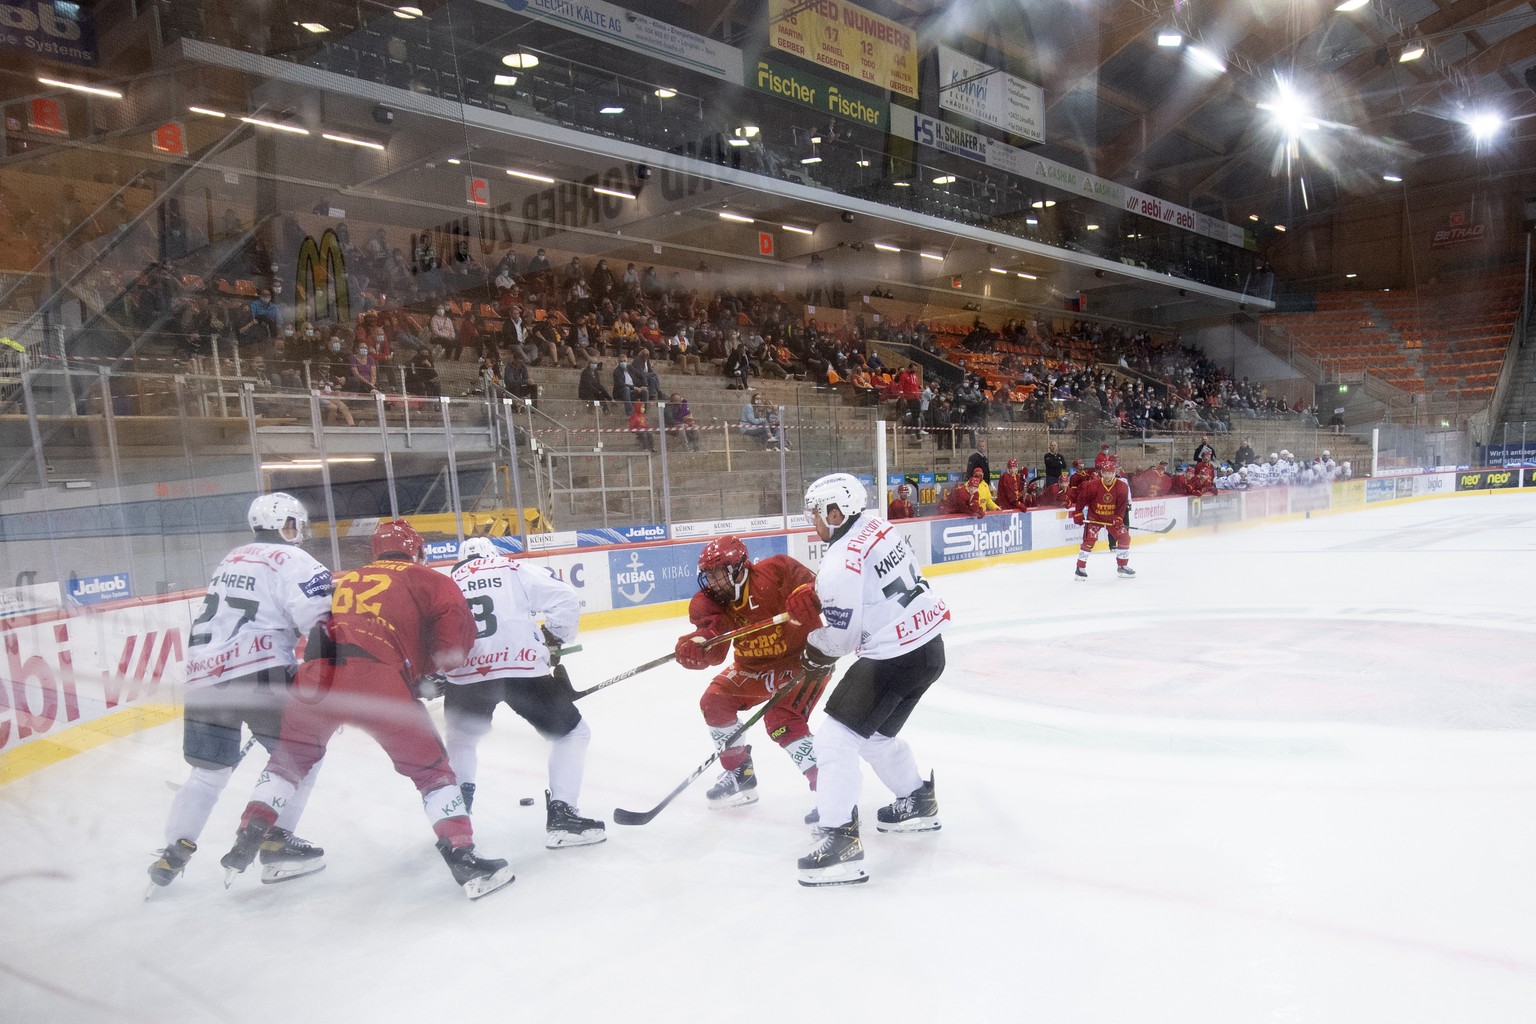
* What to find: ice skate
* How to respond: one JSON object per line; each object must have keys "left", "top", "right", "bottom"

{"left": 436, "top": 838, "right": 515, "bottom": 900}
{"left": 705, "top": 748, "right": 758, "bottom": 808}
{"left": 545, "top": 791, "right": 606, "bottom": 848}
{"left": 804, "top": 806, "right": 820, "bottom": 832}
{"left": 797, "top": 809, "right": 868, "bottom": 887}
{"left": 145, "top": 838, "right": 196, "bottom": 897}
{"left": 258, "top": 828, "right": 326, "bottom": 884}
{"left": 1074, "top": 567, "right": 1087, "bottom": 580}
{"left": 876, "top": 773, "right": 941, "bottom": 833}
{"left": 219, "top": 820, "right": 270, "bottom": 888}
{"left": 1116, "top": 565, "right": 1136, "bottom": 579}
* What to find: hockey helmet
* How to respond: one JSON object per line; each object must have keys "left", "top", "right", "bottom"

{"left": 804, "top": 472, "right": 867, "bottom": 522}
{"left": 697, "top": 534, "right": 750, "bottom": 604}
{"left": 372, "top": 519, "right": 426, "bottom": 563}
{"left": 1098, "top": 455, "right": 1119, "bottom": 474}
{"left": 248, "top": 492, "right": 308, "bottom": 539}
{"left": 459, "top": 536, "right": 498, "bottom": 561}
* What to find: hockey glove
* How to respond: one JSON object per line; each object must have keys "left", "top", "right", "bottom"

{"left": 801, "top": 643, "right": 838, "bottom": 679}
{"left": 674, "top": 629, "right": 718, "bottom": 671}
{"left": 785, "top": 583, "right": 822, "bottom": 627}
{"left": 413, "top": 672, "right": 447, "bottom": 700}
{"left": 542, "top": 626, "right": 565, "bottom": 667}
{"left": 1071, "top": 510, "right": 1084, "bottom": 526}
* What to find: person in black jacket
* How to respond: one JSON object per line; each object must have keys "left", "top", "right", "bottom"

{"left": 723, "top": 343, "right": 751, "bottom": 391}
{"left": 965, "top": 438, "right": 991, "bottom": 484}
{"left": 1043, "top": 440, "right": 1067, "bottom": 484}
{"left": 579, "top": 359, "right": 613, "bottom": 407}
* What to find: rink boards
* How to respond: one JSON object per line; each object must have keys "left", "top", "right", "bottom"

{"left": 1, "top": 467, "right": 1530, "bottom": 771}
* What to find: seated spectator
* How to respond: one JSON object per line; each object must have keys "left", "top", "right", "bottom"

{"left": 663, "top": 392, "right": 701, "bottom": 452}
{"left": 739, "top": 392, "right": 786, "bottom": 450}
{"left": 723, "top": 342, "right": 752, "bottom": 390}
{"left": 405, "top": 350, "right": 441, "bottom": 398}
{"left": 344, "top": 340, "right": 381, "bottom": 394}
{"left": 502, "top": 348, "right": 538, "bottom": 402}
{"left": 464, "top": 354, "right": 501, "bottom": 397}
{"left": 579, "top": 358, "right": 613, "bottom": 407}
{"left": 430, "top": 304, "right": 460, "bottom": 360}
{"left": 612, "top": 357, "right": 643, "bottom": 405}
{"left": 628, "top": 401, "right": 654, "bottom": 452}
{"left": 887, "top": 484, "right": 916, "bottom": 520}
{"left": 632, "top": 349, "right": 662, "bottom": 402}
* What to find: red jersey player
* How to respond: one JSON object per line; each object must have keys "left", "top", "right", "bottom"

{"left": 1071, "top": 456, "right": 1135, "bottom": 580}
{"left": 887, "top": 484, "right": 916, "bottom": 520}
{"left": 674, "top": 536, "right": 827, "bottom": 809}
{"left": 996, "top": 458, "right": 1026, "bottom": 510}
{"left": 220, "top": 520, "right": 514, "bottom": 899}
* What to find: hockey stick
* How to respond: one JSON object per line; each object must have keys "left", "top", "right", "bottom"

{"left": 1086, "top": 518, "right": 1178, "bottom": 535}
{"left": 612, "top": 669, "right": 823, "bottom": 826}
{"left": 571, "top": 613, "right": 789, "bottom": 700}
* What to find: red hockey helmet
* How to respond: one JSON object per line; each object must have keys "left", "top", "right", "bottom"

{"left": 1099, "top": 456, "right": 1119, "bottom": 475}
{"left": 372, "top": 519, "right": 426, "bottom": 563}
{"left": 697, "top": 534, "right": 750, "bottom": 604}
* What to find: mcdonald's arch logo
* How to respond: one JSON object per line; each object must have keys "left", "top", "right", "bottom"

{"left": 295, "top": 228, "right": 350, "bottom": 325}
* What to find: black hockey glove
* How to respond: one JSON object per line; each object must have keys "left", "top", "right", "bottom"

{"left": 413, "top": 672, "right": 447, "bottom": 700}
{"left": 801, "top": 643, "right": 838, "bottom": 678}
{"left": 542, "top": 626, "right": 564, "bottom": 667}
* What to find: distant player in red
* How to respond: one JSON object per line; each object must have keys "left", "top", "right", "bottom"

{"left": 221, "top": 520, "right": 514, "bottom": 899}
{"left": 1067, "top": 459, "right": 1092, "bottom": 491}
{"left": 675, "top": 536, "right": 827, "bottom": 808}
{"left": 1192, "top": 455, "right": 1218, "bottom": 496}
{"left": 996, "top": 458, "right": 1026, "bottom": 510}
{"left": 938, "top": 477, "right": 982, "bottom": 517}
{"left": 887, "top": 484, "right": 916, "bottom": 520}
{"left": 1072, "top": 457, "right": 1135, "bottom": 580}
{"left": 1092, "top": 444, "right": 1114, "bottom": 472}
{"left": 1039, "top": 475, "right": 1072, "bottom": 507}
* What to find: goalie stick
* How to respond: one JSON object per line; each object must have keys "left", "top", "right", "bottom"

{"left": 612, "top": 669, "right": 822, "bottom": 826}
{"left": 572, "top": 613, "right": 789, "bottom": 700}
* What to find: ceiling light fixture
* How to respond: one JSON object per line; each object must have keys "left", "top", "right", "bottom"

{"left": 1016, "top": 272, "right": 1037, "bottom": 280}
{"left": 394, "top": 6, "right": 424, "bottom": 19}
{"left": 501, "top": 52, "right": 540, "bottom": 69}
{"left": 1466, "top": 111, "right": 1503, "bottom": 142}
{"left": 507, "top": 168, "right": 556, "bottom": 183}
{"left": 493, "top": 74, "right": 518, "bottom": 87}
{"left": 1334, "top": 0, "right": 1368, "bottom": 11}
{"left": 188, "top": 105, "right": 226, "bottom": 117}
{"left": 800, "top": 155, "right": 822, "bottom": 164}
{"left": 809, "top": 135, "right": 823, "bottom": 145}
{"left": 1157, "top": 31, "right": 1182, "bottom": 47}
{"left": 873, "top": 242, "right": 901, "bottom": 252}
{"left": 718, "top": 211, "right": 754, "bottom": 223}
{"left": 599, "top": 105, "right": 625, "bottom": 115}
{"left": 1382, "top": 173, "right": 1403, "bottom": 182}
{"left": 1085, "top": 223, "right": 1099, "bottom": 231}
{"left": 239, "top": 116, "right": 309, "bottom": 134}
{"left": 990, "top": 267, "right": 1009, "bottom": 275}
{"left": 1274, "top": 224, "right": 1286, "bottom": 232}
{"left": 1030, "top": 200, "right": 1056, "bottom": 209}
{"left": 323, "top": 132, "right": 384, "bottom": 150}
{"left": 1345, "top": 272, "right": 1357, "bottom": 279}
{"left": 1249, "top": 214, "right": 1260, "bottom": 221}
{"left": 593, "top": 186, "right": 636, "bottom": 199}
{"left": 920, "top": 252, "right": 944, "bottom": 262}
{"left": 1025, "top": 216, "right": 1039, "bottom": 226}
{"left": 782, "top": 224, "right": 814, "bottom": 236}
{"left": 855, "top": 158, "right": 871, "bottom": 167}
{"left": 297, "top": 22, "right": 329, "bottom": 33}
{"left": 654, "top": 88, "right": 677, "bottom": 98}
{"left": 1398, "top": 45, "right": 1425, "bottom": 62}
{"left": 38, "top": 76, "right": 122, "bottom": 99}
{"left": 932, "top": 174, "right": 956, "bottom": 185}
{"left": 892, "top": 179, "right": 911, "bottom": 187}
{"left": 447, "top": 158, "right": 461, "bottom": 165}
{"left": 727, "top": 137, "right": 750, "bottom": 147}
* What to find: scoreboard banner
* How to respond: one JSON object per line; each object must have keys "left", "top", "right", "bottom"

{"left": 767, "top": 0, "right": 918, "bottom": 99}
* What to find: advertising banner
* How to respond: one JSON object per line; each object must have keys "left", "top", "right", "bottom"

{"left": 0, "top": 0, "right": 97, "bottom": 66}
{"left": 1332, "top": 480, "right": 1366, "bottom": 507}
{"left": 671, "top": 515, "right": 796, "bottom": 540}
{"left": 1287, "top": 484, "right": 1332, "bottom": 514}
{"left": 928, "top": 512, "right": 1030, "bottom": 564}
{"left": 578, "top": 524, "right": 669, "bottom": 546}
{"left": 767, "top": 0, "right": 918, "bottom": 98}
{"left": 66, "top": 572, "right": 131, "bottom": 606}
{"left": 936, "top": 45, "right": 1043, "bottom": 143}
{"left": 749, "top": 56, "right": 887, "bottom": 131}
{"left": 1455, "top": 468, "right": 1520, "bottom": 491}
{"left": 1365, "top": 478, "right": 1396, "bottom": 503}
{"left": 1412, "top": 472, "right": 1456, "bottom": 498}
{"left": 1189, "top": 493, "right": 1240, "bottom": 526}
{"left": 524, "top": 550, "right": 611, "bottom": 614}
{"left": 482, "top": 0, "right": 743, "bottom": 81}
{"left": 1241, "top": 487, "right": 1287, "bottom": 519}
{"left": 0, "top": 582, "right": 63, "bottom": 620}
{"left": 605, "top": 535, "right": 787, "bottom": 611}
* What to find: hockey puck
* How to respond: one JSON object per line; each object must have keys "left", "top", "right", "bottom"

{"left": 519, "top": 797, "right": 536, "bottom": 807}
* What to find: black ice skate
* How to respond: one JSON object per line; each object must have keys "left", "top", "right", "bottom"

{"left": 1116, "top": 565, "right": 1136, "bottom": 579}
{"left": 805, "top": 806, "right": 820, "bottom": 832}
{"left": 705, "top": 747, "right": 758, "bottom": 808}
{"left": 797, "top": 809, "right": 868, "bottom": 887}
{"left": 876, "top": 773, "right": 941, "bottom": 833}
{"left": 460, "top": 782, "right": 476, "bottom": 814}
{"left": 1074, "top": 567, "right": 1088, "bottom": 580}
{"left": 436, "top": 838, "right": 515, "bottom": 900}
{"left": 545, "top": 791, "right": 606, "bottom": 848}
{"left": 219, "top": 820, "right": 270, "bottom": 888}
{"left": 258, "top": 828, "right": 327, "bottom": 884}
{"left": 145, "top": 838, "right": 197, "bottom": 897}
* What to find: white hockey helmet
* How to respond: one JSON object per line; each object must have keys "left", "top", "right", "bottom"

{"left": 804, "top": 472, "right": 867, "bottom": 521}
{"left": 459, "top": 536, "right": 498, "bottom": 561}
{"left": 248, "top": 492, "right": 308, "bottom": 539}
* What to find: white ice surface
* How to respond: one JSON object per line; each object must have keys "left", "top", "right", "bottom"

{"left": 4, "top": 493, "right": 1535, "bottom": 1023}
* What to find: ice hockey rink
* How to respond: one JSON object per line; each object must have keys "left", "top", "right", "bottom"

{"left": 5, "top": 491, "right": 1534, "bottom": 1024}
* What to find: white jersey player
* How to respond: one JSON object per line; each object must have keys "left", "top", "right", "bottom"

{"left": 785, "top": 473, "right": 951, "bottom": 888}
{"left": 443, "top": 537, "right": 604, "bottom": 848}
{"left": 147, "top": 493, "right": 332, "bottom": 894}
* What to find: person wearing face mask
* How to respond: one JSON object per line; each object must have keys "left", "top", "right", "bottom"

{"left": 612, "top": 356, "right": 638, "bottom": 406}
{"left": 347, "top": 340, "right": 380, "bottom": 394}
{"left": 430, "top": 305, "right": 459, "bottom": 361}
{"left": 578, "top": 358, "right": 612, "bottom": 407}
